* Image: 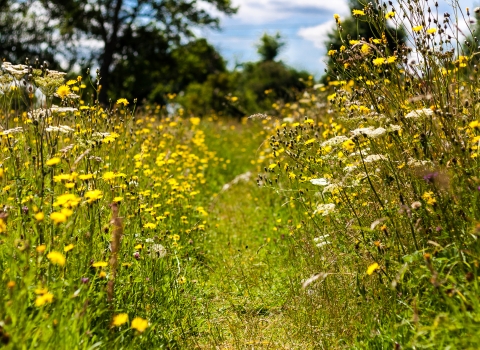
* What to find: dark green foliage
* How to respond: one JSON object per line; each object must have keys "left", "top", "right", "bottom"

{"left": 0, "top": 0, "right": 57, "bottom": 66}
{"left": 256, "top": 32, "right": 285, "bottom": 62}
{"left": 37, "top": 0, "right": 237, "bottom": 103}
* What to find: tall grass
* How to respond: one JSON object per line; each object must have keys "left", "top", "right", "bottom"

{"left": 257, "top": 0, "right": 480, "bottom": 347}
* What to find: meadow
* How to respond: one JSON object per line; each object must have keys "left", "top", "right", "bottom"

{"left": 1, "top": 0, "right": 480, "bottom": 348}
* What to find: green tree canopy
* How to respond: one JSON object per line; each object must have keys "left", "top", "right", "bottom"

{"left": 37, "top": 0, "right": 237, "bottom": 103}
{"left": 256, "top": 32, "right": 285, "bottom": 62}
{"left": 0, "top": 0, "right": 58, "bottom": 65}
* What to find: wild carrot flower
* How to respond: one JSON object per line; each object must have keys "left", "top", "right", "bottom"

{"left": 47, "top": 251, "right": 66, "bottom": 266}
{"left": 310, "top": 178, "right": 330, "bottom": 186}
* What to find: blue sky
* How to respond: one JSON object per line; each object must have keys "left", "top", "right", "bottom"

{"left": 200, "top": 0, "right": 477, "bottom": 77}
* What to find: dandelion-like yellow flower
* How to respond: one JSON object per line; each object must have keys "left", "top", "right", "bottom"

{"left": 92, "top": 261, "right": 108, "bottom": 267}
{"left": 352, "top": 9, "right": 365, "bottom": 16}
{"left": 361, "top": 44, "right": 370, "bottom": 55}
{"left": 50, "top": 212, "right": 67, "bottom": 224}
{"left": 367, "top": 262, "right": 379, "bottom": 275}
{"left": 36, "top": 244, "right": 46, "bottom": 253}
{"left": 422, "top": 191, "right": 436, "bottom": 205}
{"left": 426, "top": 28, "right": 437, "bottom": 34}
{"left": 116, "top": 98, "right": 129, "bottom": 106}
{"left": 386, "top": 56, "right": 397, "bottom": 63}
{"left": 53, "top": 193, "right": 81, "bottom": 208}
{"left": 144, "top": 222, "right": 157, "bottom": 229}
{"left": 56, "top": 85, "right": 71, "bottom": 99}
{"left": 131, "top": 317, "right": 148, "bottom": 333}
{"left": 385, "top": 11, "right": 395, "bottom": 19}
{"left": 47, "top": 251, "right": 66, "bottom": 266}
{"left": 35, "top": 292, "right": 54, "bottom": 307}
{"left": 349, "top": 40, "right": 359, "bottom": 45}
{"left": 84, "top": 190, "right": 103, "bottom": 203}
{"left": 66, "top": 79, "right": 77, "bottom": 86}
{"left": 333, "top": 13, "right": 340, "bottom": 23}
{"left": 412, "top": 25, "right": 423, "bottom": 32}
{"left": 64, "top": 244, "right": 74, "bottom": 252}
{"left": 78, "top": 173, "right": 94, "bottom": 180}
{"left": 328, "top": 50, "right": 337, "bottom": 56}
{"left": 372, "top": 57, "right": 386, "bottom": 66}
{"left": 46, "top": 157, "right": 61, "bottom": 166}
{"left": 112, "top": 313, "right": 129, "bottom": 326}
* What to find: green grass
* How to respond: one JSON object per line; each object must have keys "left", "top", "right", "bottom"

{"left": 3, "top": 1, "right": 480, "bottom": 348}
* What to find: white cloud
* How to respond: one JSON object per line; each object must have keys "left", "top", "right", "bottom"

{"left": 228, "top": 0, "right": 349, "bottom": 24}
{"left": 298, "top": 20, "right": 336, "bottom": 49}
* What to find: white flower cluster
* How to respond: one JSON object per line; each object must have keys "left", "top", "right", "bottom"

{"left": 46, "top": 125, "right": 75, "bottom": 133}
{"left": 313, "top": 234, "right": 331, "bottom": 248}
{"left": 310, "top": 178, "right": 330, "bottom": 186}
{"left": 404, "top": 108, "right": 434, "bottom": 119}
{"left": 321, "top": 135, "right": 349, "bottom": 147}
{"left": 314, "top": 203, "right": 336, "bottom": 216}
{"left": 1, "top": 127, "right": 23, "bottom": 135}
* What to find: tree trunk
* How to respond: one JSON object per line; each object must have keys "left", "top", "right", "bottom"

{"left": 99, "top": 43, "right": 114, "bottom": 105}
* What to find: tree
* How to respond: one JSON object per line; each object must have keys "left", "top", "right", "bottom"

{"left": 256, "top": 32, "right": 285, "bottom": 62}
{"left": 38, "top": 0, "right": 237, "bottom": 103}
{"left": 323, "top": 0, "right": 406, "bottom": 81}
{"left": 0, "top": 0, "right": 58, "bottom": 65}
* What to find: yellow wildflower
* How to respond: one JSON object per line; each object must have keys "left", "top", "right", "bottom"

{"left": 385, "top": 11, "right": 395, "bottom": 19}
{"left": 413, "top": 25, "right": 423, "bottom": 32}
{"left": 64, "top": 244, "right": 74, "bottom": 252}
{"left": 386, "top": 56, "right": 397, "bottom": 63}
{"left": 131, "top": 317, "right": 148, "bottom": 333}
{"left": 116, "top": 98, "right": 129, "bottom": 106}
{"left": 328, "top": 50, "right": 337, "bottom": 56}
{"left": 422, "top": 191, "right": 436, "bottom": 205}
{"left": 46, "top": 157, "right": 61, "bottom": 166}
{"left": 372, "top": 57, "right": 386, "bottom": 66}
{"left": 92, "top": 261, "right": 108, "bottom": 267}
{"left": 361, "top": 44, "right": 370, "bottom": 55}
{"left": 84, "top": 190, "right": 103, "bottom": 203}
{"left": 47, "top": 251, "right": 66, "bottom": 266}
{"left": 367, "top": 262, "right": 379, "bottom": 275}
{"left": 36, "top": 244, "right": 46, "bottom": 253}
{"left": 56, "top": 85, "right": 70, "bottom": 99}
{"left": 427, "top": 28, "right": 437, "bottom": 34}
{"left": 50, "top": 212, "right": 67, "bottom": 224}
{"left": 112, "top": 313, "right": 129, "bottom": 327}
{"left": 35, "top": 292, "right": 54, "bottom": 307}
{"left": 352, "top": 9, "right": 365, "bottom": 16}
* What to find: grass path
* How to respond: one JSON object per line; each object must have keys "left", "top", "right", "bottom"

{"left": 180, "top": 123, "right": 320, "bottom": 348}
